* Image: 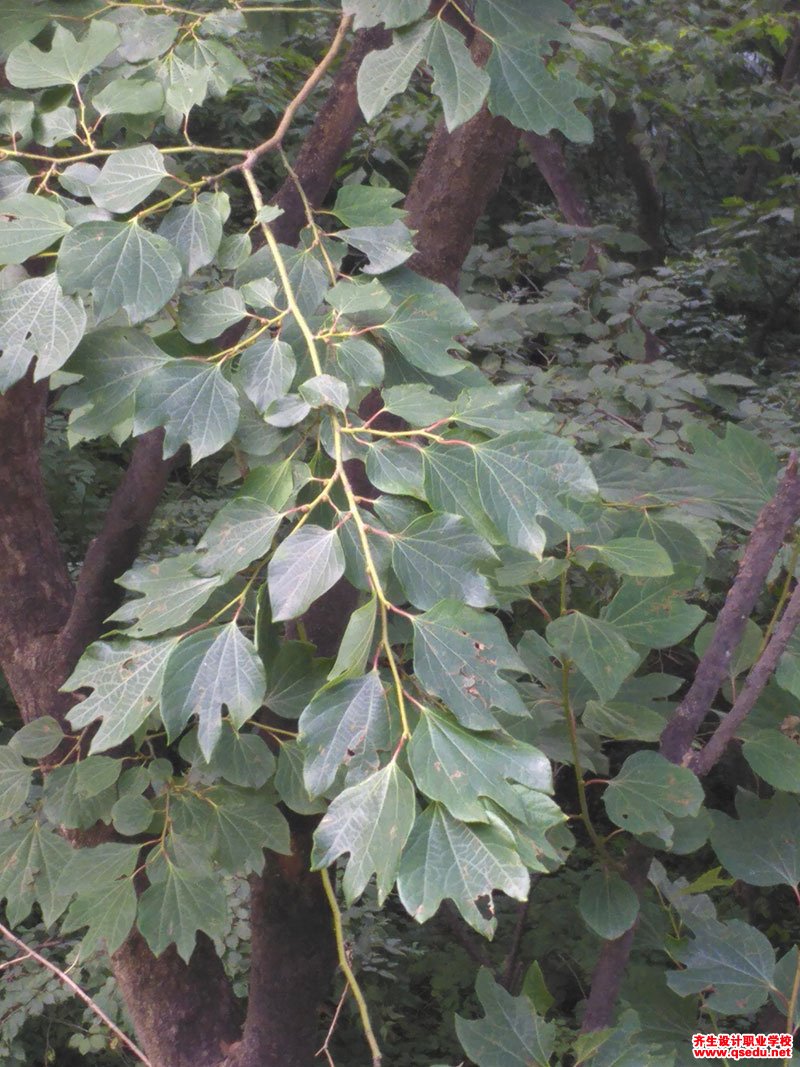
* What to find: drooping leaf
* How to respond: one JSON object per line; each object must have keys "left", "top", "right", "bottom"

{"left": 711, "top": 795, "right": 800, "bottom": 890}
{"left": 343, "top": 0, "right": 428, "bottom": 30}
{"left": 380, "top": 270, "right": 474, "bottom": 375}
{"left": 742, "top": 732, "right": 800, "bottom": 793}
{"left": 427, "top": 20, "right": 490, "bottom": 130}
{"left": 578, "top": 870, "right": 640, "bottom": 940}
{"left": 312, "top": 762, "right": 415, "bottom": 903}
{"left": 408, "top": 706, "right": 551, "bottom": 822}
{"left": 0, "top": 273, "right": 86, "bottom": 388}
{"left": 134, "top": 359, "right": 240, "bottom": 462}
{"left": 682, "top": 423, "right": 779, "bottom": 529}
{"left": 327, "top": 597, "right": 378, "bottom": 680}
{"left": 237, "top": 336, "right": 296, "bottom": 413}
{"left": 366, "top": 441, "right": 425, "bottom": 498}
{"left": 300, "top": 671, "right": 391, "bottom": 795}
{"left": 397, "top": 803, "right": 529, "bottom": 935}
{"left": 0, "top": 748, "right": 31, "bottom": 819}
{"left": 357, "top": 22, "right": 432, "bottom": 122}
{"left": 58, "top": 220, "right": 181, "bottom": 324}
{"left": 338, "top": 220, "right": 415, "bottom": 274}
{"left": 590, "top": 537, "right": 674, "bottom": 577}
{"left": 157, "top": 193, "right": 225, "bottom": 276}
{"left": 546, "top": 612, "right": 639, "bottom": 703}
{"left": 0, "top": 194, "right": 71, "bottom": 265}
{"left": 65, "top": 637, "right": 177, "bottom": 752}
{"left": 0, "top": 822, "right": 72, "bottom": 927}
{"left": 412, "top": 601, "right": 527, "bottom": 730}
{"left": 300, "top": 373, "right": 350, "bottom": 412}
{"left": 178, "top": 287, "right": 247, "bottom": 343}
{"left": 92, "top": 77, "right": 166, "bottom": 117}
{"left": 91, "top": 145, "right": 168, "bottom": 214}
{"left": 194, "top": 497, "right": 283, "bottom": 581}
{"left": 456, "top": 968, "right": 555, "bottom": 1067}
{"left": 111, "top": 555, "right": 221, "bottom": 637}
{"left": 275, "top": 740, "right": 327, "bottom": 815}
{"left": 268, "top": 525, "right": 345, "bottom": 622}
{"left": 137, "top": 862, "right": 228, "bottom": 963}
{"left": 8, "top": 716, "right": 63, "bottom": 759}
{"left": 63, "top": 878, "right": 137, "bottom": 955}
{"left": 667, "top": 918, "right": 775, "bottom": 1014}
{"left": 391, "top": 512, "right": 497, "bottom": 610}
{"left": 602, "top": 572, "right": 705, "bottom": 650}
{"left": 161, "top": 623, "right": 266, "bottom": 758}
{"left": 603, "top": 751, "right": 704, "bottom": 844}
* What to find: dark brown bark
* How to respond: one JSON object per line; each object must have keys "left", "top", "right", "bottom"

{"left": 404, "top": 103, "right": 518, "bottom": 290}
{"left": 609, "top": 107, "right": 666, "bottom": 267}
{"left": 269, "top": 27, "right": 390, "bottom": 246}
{"left": 112, "top": 932, "right": 243, "bottom": 1067}
{"left": 225, "top": 840, "right": 336, "bottom": 1067}
{"left": 523, "top": 131, "right": 592, "bottom": 228}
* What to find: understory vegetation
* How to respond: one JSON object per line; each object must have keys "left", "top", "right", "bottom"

{"left": 1, "top": 2, "right": 800, "bottom": 1065}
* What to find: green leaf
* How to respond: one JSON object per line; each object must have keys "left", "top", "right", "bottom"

{"left": 381, "top": 271, "right": 474, "bottom": 376}
{"left": 91, "top": 145, "right": 168, "bottom": 214}
{"left": 603, "top": 751, "right": 704, "bottom": 844}
{"left": 456, "top": 968, "right": 555, "bottom": 1067}
{"left": 300, "top": 373, "right": 350, "bottom": 412}
{"left": 43, "top": 758, "right": 121, "bottom": 829}
{"left": 0, "top": 194, "right": 71, "bottom": 265}
{"left": 64, "top": 637, "right": 177, "bottom": 752}
{"left": 578, "top": 870, "right": 640, "bottom": 939}
{"left": 34, "top": 105, "right": 77, "bottom": 147}
{"left": 111, "top": 794, "right": 154, "bottom": 835}
{"left": 326, "top": 277, "right": 391, "bottom": 314}
{"left": 9, "top": 716, "right": 63, "bottom": 759}
{"left": 590, "top": 537, "right": 674, "bottom": 577}
{"left": 194, "top": 497, "right": 283, "bottom": 581}
{"left": 161, "top": 624, "right": 266, "bottom": 757}
{"left": 0, "top": 823, "right": 72, "bottom": 927}
{"left": 0, "top": 273, "right": 86, "bottom": 389}
{"left": 338, "top": 221, "right": 415, "bottom": 274}
{"left": 300, "top": 671, "right": 391, "bottom": 795}
{"left": 392, "top": 512, "right": 496, "bottom": 610}
{"left": 668, "top": 918, "right": 775, "bottom": 1014}
{"left": 366, "top": 441, "right": 425, "bottom": 497}
{"left": 268, "top": 525, "right": 345, "bottom": 622}
{"left": 237, "top": 337, "right": 296, "bottom": 413}
{"left": 182, "top": 724, "right": 275, "bottom": 788}
{"left": 57, "top": 842, "right": 139, "bottom": 896}
{"left": 412, "top": 601, "right": 527, "bottom": 730}
{"left": 6, "top": 20, "right": 120, "bottom": 88}
{"left": 178, "top": 287, "right": 247, "bottom": 343}
{"left": 682, "top": 423, "right": 778, "bottom": 528}
{"left": 397, "top": 804, "right": 529, "bottom": 935}
{"left": 343, "top": 0, "right": 428, "bottom": 30}
{"left": 742, "top": 732, "right": 800, "bottom": 793}
{"left": 158, "top": 193, "right": 225, "bottom": 276}
{"left": 357, "top": 22, "right": 432, "bottom": 122}
{"left": 602, "top": 573, "right": 705, "bottom": 650}
{"left": 92, "top": 77, "right": 166, "bottom": 116}
{"left": 427, "top": 20, "right": 489, "bottom": 131}
{"left": 0, "top": 748, "right": 31, "bottom": 819}
{"left": 546, "top": 612, "right": 639, "bottom": 703}
{"left": 111, "top": 555, "right": 221, "bottom": 637}
{"left": 275, "top": 740, "right": 327, "bottom": 815}
{"left": 134, "top": 360, "right": 240, "bottom": 462}
{"left": 137, "top": 863, "right": 228, "bottom": 962}
{"left": 408, "top": 706, "right": 551, "bottom": 821}
{"left": 423, "top": 442, "right": 501, "bottom": 543}
{"left": 473, "top": 432, "right": 597, "bottom": 556}
{"left": 312, "top": 762, "right": 415, "bottom": 903}
{"left": 0, "top": 161, "right": 30, "bottom": 198}
{"left": 63, "top": 878, "right": 137, "bottom": 955}
{"left": 63, "top": 326, "right": 170, "bottom": 440}
{"left": 263, "top": 641, "right": 329, "bottom": 719}
{"left": 331, "top": 184, "right": 407, "bottom": 228}
{"left": 332, "top": 337, "right": 385, "bottom": 389}
{"left": 711, "top": 796, "right": 800, "bottom": 889}
{"left": 58, "top": 220, "right": 181, "bottom": 324}
{"left": 328, "top": 597, "right": 378, "bottom": 680}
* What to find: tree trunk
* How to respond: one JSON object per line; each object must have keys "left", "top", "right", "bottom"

{"left": 609, "top": 106, "right": 666, "bottom": 267}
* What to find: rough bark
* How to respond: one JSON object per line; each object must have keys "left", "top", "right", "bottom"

{"left": 225, "top": 838, "right": 336, "bottom": 1067}
{"left": 609, "top": 106, "right": 666, "bottom": 267}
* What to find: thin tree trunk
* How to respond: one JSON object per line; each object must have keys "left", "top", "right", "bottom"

{"left": 609, "top": 106, "right": 666, "bottom": 267}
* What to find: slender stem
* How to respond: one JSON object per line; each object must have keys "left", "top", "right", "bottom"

{"left": 320, "top": 869, "right": 382, "bottom": 1067}
{"left": 0, "top": 922, "right": 152, "bottom": 1066}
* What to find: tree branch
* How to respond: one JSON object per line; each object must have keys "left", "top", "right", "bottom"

{"left": 58, "top": 429, "right": 174, "bottom": 668}
{"left": 661, "top": 453, "right": 800, "bottom": 763}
